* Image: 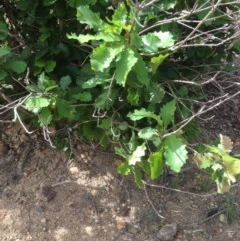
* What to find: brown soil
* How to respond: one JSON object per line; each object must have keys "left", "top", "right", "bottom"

{"left": 2, "top": 79, "right": 240, "bottom": 241}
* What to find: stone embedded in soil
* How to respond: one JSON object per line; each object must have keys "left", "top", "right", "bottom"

{"left": 126, "top": 223, "right": 140, "bottom": 234}
{"left": 157, "top": 223, "right": 177, "bottom": 241}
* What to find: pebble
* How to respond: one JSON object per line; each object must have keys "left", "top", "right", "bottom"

{"left": 219, "top": 214, "right": 227, "bottom": 223}
{"left": 126, "top": 223, "right": 140, "bottom": 234}
{"left": 116, "top": 218, "right": 127, "bottom": 230}
{"left": 157, "top": 223, "right": 177, "bottom": 241}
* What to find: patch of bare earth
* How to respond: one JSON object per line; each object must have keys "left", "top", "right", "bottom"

{"left": 2, "top": 78, "right": 240, "bottom": 241}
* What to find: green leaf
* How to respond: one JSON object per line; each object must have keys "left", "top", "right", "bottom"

{"left": 163, "top": 135, "right": 188, "bottom": 172}
{"left": 45, "top": 60, "right": 56, "bottom": 73}
{"left": 133, "top": 54, "right": 150, "bottom": 85}
{"left": 39, "top": 108, "right": 52, "bottom": 125}
{"left": 0, "top": 69, "right": 8, "bottom": 81}
{"left": 7, "top": 60, "right": 27, "bottom": 74}
{"left": 127, "top": 108, "right": 162, "bottom": 125}
{"left": 133, "top": 167, "right": 143, "bottom": 188}
{"left": 115, "top": 48, "right": 138, "bottom": 86}
{"left": 117, "top": 162, "right": 131, "bottom": 176}
{"left": 38, "top": 73, "right": 58, "bottom": 92}
{"left": 193, "top": 152, "right": 214, "bottom": 169}
{"left": 73, "top": 92, "right": 92, "bottom": 102}
{"left": 127, "top": 88, "right": 140, "bottom": 106}
{"left": 43, "top": 0, "right": 56, "bottom": 6}
{"left": 138, "top": 127, "right": 159, "bottom": 140}
{"left": 60, "top": 76, "right": 72, "bottom": 90}
{"left": 141, "top": 31, "right": 174, "bottom": 53}
{"left": 0, "top": 21, "right": 8, "bottom": 40}
{"left": 24, "top": 96, "right": 51, "bottom": 113}
{"left": 112, "top": 3, "right": 128, "bottom": 25}
{"left": 56, "top": 98, "right": 75, "bottom": 119}
{"left": 149, "top": 151, "right": 163, "bottom": 179}
{"left": 150, "top": 53, "right": 169, "bottom": 73}
{"left": 91, "top": 43, "right": 124, "bottom": 72}
{"left": 128, "top": 143, "right": 146, "bottom": 165}
{"left": 68, "top": 32, "right": 121, "bottom": 43}
{"left": 154, "top": 31, "right": 175, "bottom": 48}
{"left": 99, "top": 118, "right": 112, "bottom": 129}
{"left": 158, "top": 0, "right": 177, "bottom": 10}
{"left": 161, "top": 100, "right": 176, "bottom": 129}
{"left": 196, "top": 0, "right": 214, "bottom": 26}
{"left": 77, "top": 5, "right": 104, "bottom": 30}
{"left": 0, "top": 44, "right": 10, "bottom": 57}
{"left": 149, "top": 85, "right": 165, "bottom": 103}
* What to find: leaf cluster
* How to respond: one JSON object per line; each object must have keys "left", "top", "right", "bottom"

{"left": 1, "top": 0, "right": 240, "bottom": 192}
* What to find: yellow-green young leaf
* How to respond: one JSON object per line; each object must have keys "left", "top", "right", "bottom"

{"left": 161, "top": 100, "right": 176, "bottom": 129}
{"left": 7, "top": 60, "right": 27, "bottom": 74}
{"left": 149, "top": 151, "right": 163, "bottom": 179}
{"left": 163, "top": 135, "right": 188, "bottom": 172}
{"left": 222, "top": 154, "right": 240, "bottom": 176}
{"left": 91, "top": 43, "right": 124, "bottom": 72}
{"left": 150, "top": 53, "right": 169, "bottom": 73}
{"left": 77, "top": 5, "right": 104, "bottom": 30}
{"left": 117, "top": 162, "right": 131, "bottom": 176}
{"left": 115, "top": 48, "right": 138, "bottom": 86}
{"left": 128, "top": 143, "right": 146, "bottom": 165}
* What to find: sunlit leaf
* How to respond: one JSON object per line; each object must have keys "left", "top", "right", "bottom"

{"left": 161, "top": 100, "right": 176, "bottom": 129}
{"left": 25, "top": 96, "right": 51, "bottom": 113}
{"left": 77, "top": 5, "right": 104, "bottom": 30}
{"left": 115, "top": 48, "right": 138, "bottom": 86}
{"left": 127, "top": 108, "right": 162, "bottom": 125}
{"left": 163, "top": 135, "right": 188, "bottom": 172}
{"left": 117, "top": 162, "right": 131, "bottom": 175}
{"left": 138, "top": 127, "right": 159, "bottom": 140}
{"left": 91, "top": 43, "right": 124, "bottom": 72}
{"left": 149, "top": 151, "right": 163, "bottom": 179}
{"left": 128, "top": 143, "right": 146, "bottom": 165}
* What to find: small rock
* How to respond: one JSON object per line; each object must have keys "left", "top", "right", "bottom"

{"left": 157, "top": 223, "right": 177, "bottom": 241}
{"left": 41, "top": 218, "right": 47, "bottom": 224}
{"left": 219, "top": 214, "right": 227, "bottom": 223}
{"left": 116, "top": 218, "right": 127, "bottom": 230}
{"left": 126, "top": 224, "right": 140, "bottom": 234}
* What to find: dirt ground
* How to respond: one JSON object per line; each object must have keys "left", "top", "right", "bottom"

{"left": 2, "top": 75, "right": 240, "bottom": 241}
